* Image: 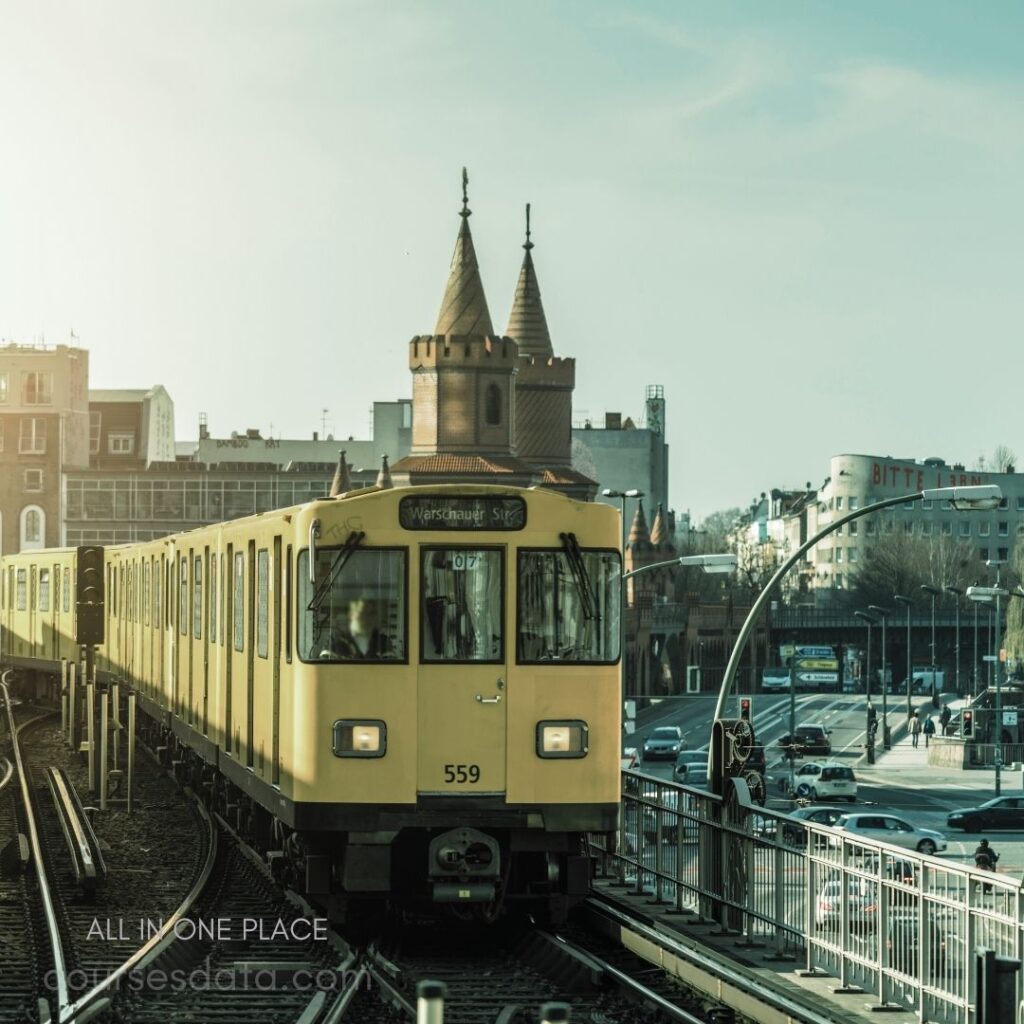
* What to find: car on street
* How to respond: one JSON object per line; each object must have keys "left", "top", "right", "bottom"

{"left": 815, "top": 877, "right": 879, "bottom": 929}
{"left": 832, "top": 812, "right": 948, "bottom": 855}
{"left": 642, "top": 726, "right": 684, "bottom": 762}
{"left": 793, "top": 762, "right": 857, "bottom": 802}
{"left": 780, "top": 805, "right": 850, "bottom": 845}
{"left": 946, "top": 796, "right": 1024, "bottom": 832}
{"left": 778, "top": 724, "right": 832, "bottom": 757}
{"left": 673, "top": 750, "right": 707, "bottom": 783}
{"left": 887, "top": 911, "right": 962, "bottom": 977}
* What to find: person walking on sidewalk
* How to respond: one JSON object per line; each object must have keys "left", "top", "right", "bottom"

{"left": 910, "top": 711, "right": 922, "bottom": 748}
{"left": 940, "top": 702, "right": 952, "bottom": 735}
{"left": 923, "top": 714, "right": 936, "bottom": 747}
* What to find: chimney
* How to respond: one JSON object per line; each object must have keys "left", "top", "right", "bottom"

{"left": 313, "top": 431, "right": 319, "bottom": 441}
{"left": 605, "top": 412, "right": 622, "bottom": 430}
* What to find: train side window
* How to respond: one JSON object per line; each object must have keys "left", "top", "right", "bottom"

{"left": 285, "top": 544, "right": 293, "bottom": 663}
{"left": 220, "top": 553, "right": 225, "bottom": 646}
{"left": 295, "top": 547, "right": 406, "bottom": 663}
{"left": 517, "top": 548, "right": 621, "bottom": 664}
{"left": 30, "top": 566, "right": 37, "bottom": 610}
{"left": 193, "top": 555, "right": 203, "bottom": 638}
{"left": 54, "top": 567, "right": 60, "bottom": 611}
{"left": 210, "top": 553, "right": 217, "bottom": 640}
{"left": 39, "top": 568, "right": 50, "bottom": 612}
{"left": 233, "top": 552, "right": 245, "bottom": 652}
{"left": 179, "top": 556, "right": 189, "bottom": 635}
{"left": 64, "top": 567, "right": 71, "bottom": 612}
{"left": 420, "top": 548, "right": 503, "bottom": 663}
{"left": 143, "top": 561, "right": 150, "bottom": 626}
{"left": 256, "top": 548, "right": 269, "bottom": 659}
{"left": 16, "top": 569, "right": 26, "bottom": 611}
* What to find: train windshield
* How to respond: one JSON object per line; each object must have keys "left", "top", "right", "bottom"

{"left": 421, "top": 548, "right": 504, "bottom": 662}
{"left": 297, "top": 548, "right": 406, "bottom": 662}
{"left": 517, "top": 549, "right": 620, "bottom": 663}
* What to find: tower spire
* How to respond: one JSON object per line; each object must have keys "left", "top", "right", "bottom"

{"left": 330, "top": 449, "right": 353, "bottom": 497}
{"left": 434, "top": 167, "right": 494, "bottom": 336}
{"left": 505, "top": 201, "right": 552, "bottom": 357}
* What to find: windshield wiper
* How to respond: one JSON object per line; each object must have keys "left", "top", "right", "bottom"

{"left": 559, "top": 532, "right": 598, "bottom": 622}
{"left": 306, "top": 530, "right": 365, "bottom": 612}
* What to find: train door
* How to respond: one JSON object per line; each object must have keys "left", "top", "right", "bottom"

{"left": 416, "top": 546, "right": 507, "bottom": 793}
{"left": 29, "top": 565, "right": 37, "bottom": 657}
{"left": 188, "top": 549, "right": 198, "bottom": 724}
{"left": 246, "top": 540, "right": 256, "bottom": 768}
{"left": 225, "top": 543, "right": 235, "bottom": 755}
{"left": 202, "top": 547, "right": 210, "bottom": 735}
{"left": 272, "top": 536, "right": 282, "bottom": 786}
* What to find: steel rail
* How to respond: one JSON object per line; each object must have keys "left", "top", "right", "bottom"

{"left": 62, "top": 793, "right": 218, "bottom": 1022}
{"left": 0, "top": 756, "right": 12, "bottom": 793}
{"left": 363, "top": 949, "right": 416, "bottom": 1019}
{"left": 1, "top": 671, "right": 70, "bottom": 1015}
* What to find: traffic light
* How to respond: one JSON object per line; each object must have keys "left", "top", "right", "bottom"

{"left": 75, "top": 545, "right": 105, "bottom": 645}
{"left": 962, "top": 710, "right": 974, "bottom": 738}
{"left": 740, "top": 697, "right": 752, "bottom": 722}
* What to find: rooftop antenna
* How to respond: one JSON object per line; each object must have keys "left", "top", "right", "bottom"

{"left": 321, "top": 408, "right": 329, "bottom": 436}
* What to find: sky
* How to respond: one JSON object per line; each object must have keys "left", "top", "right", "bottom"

{"left": 1, "top": 1, "right": 1021, "bottom": 525}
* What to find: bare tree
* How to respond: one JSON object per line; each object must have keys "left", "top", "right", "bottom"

{"left": 991, "top": 444, "right": 1017, "bottom": 473}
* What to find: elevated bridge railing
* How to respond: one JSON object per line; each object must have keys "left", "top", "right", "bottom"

{"left": 590, "top": 771, "right": 1023, "bottom": 1024}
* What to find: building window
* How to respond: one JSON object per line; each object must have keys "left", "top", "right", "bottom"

{"left": 20, "top": 505, "right": 44, "bottom": 548}
{"left": 836, "top": 496, "right": 843, "bottom": 510}
{"left": 1017, "top": 497, "right": 1024, "bottom": 511}
{"left": 848, "top": 521, "right": 858, "bottom": 536}
{"left": 865, "top": 520, "right": 876, "bottom": 536}
{"left": 484, "top": 384, "right": 501, "bottom": 426}
{"left": 959, "top": 521, "right": 971, "bottom": 537}
{"left": 89, "top": 412, "right": 102, "bottom": 454}
{"left": 108, "top": 432, "right": 135, "bottom": 455}
{"left": 921, "top": 521, "right": 932, "bottom": 536}
{"left": 21, "top": 371, "right": 53, "bottom": 405}
{"left": 19, "top": 418, "right": 46, "bottom": 454}
{"left": 999, "top": 497, "right": 1008, "bottom": 510}
{"left": 998, "top": 547, "right": 1009, "bottom": 561}
{"left": 849, "top": 547, "right": 858, "bottom": 562}
{"left": 835, "top": 547, "right": 843, "bottom": 563}
{"left": 979, "top": 548, "right": 989, "bottom": 561}
{"left": 921, "top": 499, "right": 933, "bottom": 510}
{"left": 0, "top": 372, "right": 8, "bottom": 403}
{"left": 24, "top": 469, "right": 43, "bottom": 492}
{"left": 849, "top": 497, "right": 859, "bottom": 510}
{"left": 998, "top": 522, "right": 1009, "bottom": 537}
{"left": 979, "top": 522, "right": 990, "bottom": 537}
{"left": 903, "top": 521, "right": 913, "bottom": 535}
{"left": 941, "top": 521, "right": 952, "bottom": 536}
{"left": 834, "top": 573, "right": 843, "bottom": 588}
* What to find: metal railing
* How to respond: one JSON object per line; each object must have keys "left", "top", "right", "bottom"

{"left": 591, "top": 771, "right": 1023, "bottom": 1024}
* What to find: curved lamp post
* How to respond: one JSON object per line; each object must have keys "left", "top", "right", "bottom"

{"left": 712, "top": 485, "right": 1002, "bottom": 733}
{"left": 894, "top": 594, "right": 913, "bottom": 718}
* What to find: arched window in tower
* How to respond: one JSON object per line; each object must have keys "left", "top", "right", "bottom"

{"left": 485, "top": 383, "right": 501, "bottom": 427}
{"left": 20, "top": 505, "right": 45, "bottom": 551}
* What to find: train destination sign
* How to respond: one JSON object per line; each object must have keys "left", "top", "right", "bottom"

{"left": 399, "top": 495, "right": 526, "bottom": 531}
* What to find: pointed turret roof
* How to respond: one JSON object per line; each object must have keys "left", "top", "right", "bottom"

{"left": 650, "top": 503, "right": 674, "bottom": 552}
{"left": 505, "top": 203, "right": 552, "bottom": 358}
{"left": 376, "top": 454, "right": 393, "bottom": 489}
{"left": 330, "top": 450, "right": 353, "bottom": 497}
{"left": 627, "top": 500, "right": 652, "bottom": 549}
{"left": 434, "top": 168, "right": 494, "bottom": 336}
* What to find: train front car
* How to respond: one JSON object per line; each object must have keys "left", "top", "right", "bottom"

{"left": 291, "top": 485, "right": 621, "bottom": 922}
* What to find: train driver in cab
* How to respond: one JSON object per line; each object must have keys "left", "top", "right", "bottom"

{"left": 322, "top": 598, "right": 393, "bottom": 660}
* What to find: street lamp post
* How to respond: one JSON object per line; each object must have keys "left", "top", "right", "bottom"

{"left": 854, "top": 610, "right": 877, "bottom": 762}
{"left": 712, "top": 485, "right": 1001, "bottom": 735}
{"left": 944, "top": 586, "right": 962, "bottom": 696}
{"left": 921, "top": 583, "right": 941, "bottom": 706}
{"left": 894, "top": 594, "right": 913, "bottom": 720}
{"left": 967, "top": 584, "right": 1012, "bottom": 796}
{"left": 973, "top": 599, "right": 982, "bottom": 699}
{"left": 868, "top": 605, "right": 891, "bottom": 749}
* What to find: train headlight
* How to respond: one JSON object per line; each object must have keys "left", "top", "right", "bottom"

{"left": 536, "top": 720, "right": 588, "bottom": 758}
{"left": 332, "top": 719, "right": 387, "bottom": 758}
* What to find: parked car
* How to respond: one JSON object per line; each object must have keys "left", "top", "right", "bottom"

{"left": 778, "top": 724, "right": 832, "bottom": 757}
{"left": 642, "top": 726, "right": 684, "bottom": 762}
{"left": 780, "top": 805, "right": 849, "bottom": 845}
{"left": 815, "top": 877, "right": 879, "bottom": 929}
{"left": 793, "top": 762, "right": 857, "bottom": 802}
{"left": 947, "top": 796, "right": 1024, "bottom": 832}
{"left": 887, "top": 911, "right": 961, "bottom": 977}
{"left": 832, "top": 812, "right": 947, "bottom": 855}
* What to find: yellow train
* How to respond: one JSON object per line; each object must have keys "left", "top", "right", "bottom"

{"left": 0, "top": 484, "right": 621, "bottom": 921}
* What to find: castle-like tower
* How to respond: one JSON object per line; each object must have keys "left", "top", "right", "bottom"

{"left": 392, "top": 174, "right": 595, "bottom": 497}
